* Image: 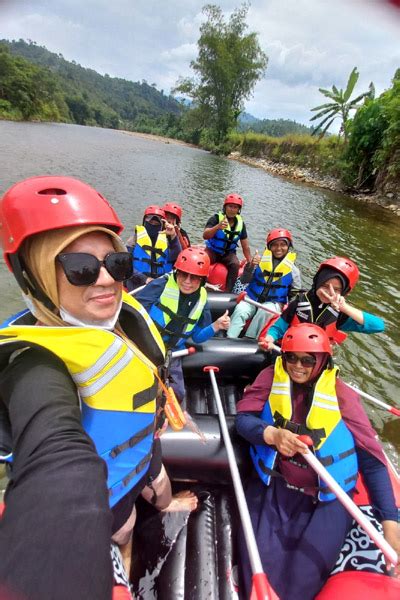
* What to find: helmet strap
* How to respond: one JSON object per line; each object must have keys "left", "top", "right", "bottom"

{"left": 9, "top": 253, "right": 57, "bottom": 312}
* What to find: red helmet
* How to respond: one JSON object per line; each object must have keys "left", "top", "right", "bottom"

{"left": 266, "top": 228, "right": 293, "bottom": 248}
{"left": 174, "top": 247, "right": 210, "bottom": 277}
{"left": 317, "top": 257, "right": 359, "bottom": 292}
{"left": 223, "top": 193, "right": 243, "bottom": 208}
{"left": 0, "top": 176, "right": 122, "bottom": 270}
{"left": 163, "top": 202, "right": 182, "bottom": 222}
{"left": 143, "top": 205, "right": 165, "bottom": 219}
{"left": 282, "top": 323, "right": 333, "bottom": 356}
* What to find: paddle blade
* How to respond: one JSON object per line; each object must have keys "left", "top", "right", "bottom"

{"left": 250, "top": 573, "right": 280, "bottom": 600}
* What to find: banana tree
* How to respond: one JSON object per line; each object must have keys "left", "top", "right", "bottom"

{"left": 310, "top": 67, "right": 374, "bottom": 141}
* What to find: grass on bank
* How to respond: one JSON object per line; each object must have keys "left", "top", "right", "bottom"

{"left": 227, "top": 131, "right": 344, "bottom": 177}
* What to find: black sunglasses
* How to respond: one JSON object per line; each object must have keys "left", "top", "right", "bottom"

{"left": 57, "top": 252, "right": 133, "bottom": 286}
{"left": 283, "top": 352, "right": 317, "bottom": 367}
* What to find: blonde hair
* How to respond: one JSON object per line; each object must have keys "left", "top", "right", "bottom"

{"left": 21, "top": 225, "right": 126, "bottom": 326}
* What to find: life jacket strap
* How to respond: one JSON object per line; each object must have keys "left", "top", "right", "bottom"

{"left": 141, "top": 245, "right": 167, "bottom": 258}
{"left": 318, "top": 447, "right": 356, "bottom": 467}
{"left": 109, "top": 422, "right": 154, "bottom": 458}
{"left": 319, "top": 473, "right": 358, "bottom": 495}
{"left": 109, "top": 451, "right": 152, "bottom": 499}
{"left": 156, "top": 302, "right": 198, "bottom": 327}
{"left": 257, "top": 457, "right": 320, "bottom": 496}
{"left": 273, "top": 411, "right": 326, "bottom": 447}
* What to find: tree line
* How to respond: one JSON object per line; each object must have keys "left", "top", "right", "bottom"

{"left": 1, "top": 2, "right": 399, "bottom": 198}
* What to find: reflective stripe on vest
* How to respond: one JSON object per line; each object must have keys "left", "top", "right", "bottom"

{"left": 250, "top": 357, "right": 358, "bottom": 501}
{"left": 132, "top": 225, "right": 170, "bottom": 277}
{"left": 149, "top": 275, "right": 207, "bottom": 348}
{"left": 0, "top": 291, "right": 166, "bottom": 508}
{"left": 247, "top": 250, "right": 296, "bottom": 303}
{"left": 205, "top": 212, "right": 243, "bottom": 254}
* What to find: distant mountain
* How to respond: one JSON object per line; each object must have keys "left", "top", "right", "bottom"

{"left": 1, "top": 39, "right": 183, "bottom": 129}
{"left": 238, "top": 114, "right": 313, "bottom": 137}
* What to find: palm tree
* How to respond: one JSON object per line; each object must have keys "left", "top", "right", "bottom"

{"left": 310, "top": 67, "right": 374, "bottom": 141}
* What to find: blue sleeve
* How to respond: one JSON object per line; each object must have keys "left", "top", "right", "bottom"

{"left": 167, "top": 236, "right": 181, "bottom": 264}
{"left": 357, "top": 447, "right": 398, "bottom": 521}
{"left": 340, "top": 311, "right": 385, "bottom": 334}
{"left": 267, "top": 317, "right": 289, "bottom": 341}
{"left": 135, "top": 278, "right": 167, "bottom": 312}
{"left": 190, "top": 305, "right": 214, "bottom": 343}
{"left": 236, "top": 412, "right": 269, "bottom": 446}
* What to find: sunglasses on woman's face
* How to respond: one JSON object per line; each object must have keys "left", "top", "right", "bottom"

{"left": 283, "top": 352, "right": 317, "bottom": 367}
{"left": 57, "top": 252, "right": 133, "bottom": 286}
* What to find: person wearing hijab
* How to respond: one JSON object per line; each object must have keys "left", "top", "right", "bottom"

{"left": 236, "top": 323, "right": 399, "bottom": 600}
{"left": 261, "top": 256, "right": 384, "bottom": 350}
{"left": 0, "top": 176, "right": 168, "bottom": 600}
{"left": 227, "top": 228, "right": 301, "bottom": 339}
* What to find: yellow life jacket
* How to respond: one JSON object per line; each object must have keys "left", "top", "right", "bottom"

{"left": 132, "top": 225, "right": 170, "bottom": 277}
{"left": 149, "top": 274, "right": 208, "bottom": 349}
{"left": 247, "top": 249, "right": 297, "bottom": 303}
{"left": 0, "top": 292, "right": 166, "bottom": 507}
{"left": 251, "top": 357, "right": 358, "bottom": 501}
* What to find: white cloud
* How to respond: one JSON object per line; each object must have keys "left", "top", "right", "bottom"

{"left": 0, "top": 0, "right": 399, "bottom": 124}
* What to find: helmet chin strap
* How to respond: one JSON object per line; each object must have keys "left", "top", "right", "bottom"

{"left": 10, "top": 253, "right": 57, "bottom": 312}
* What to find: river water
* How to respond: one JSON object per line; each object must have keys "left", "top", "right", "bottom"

{"left": 0, "top": 120, "right": 399, "bottom": 463}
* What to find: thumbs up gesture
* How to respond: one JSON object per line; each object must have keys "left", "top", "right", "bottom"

{"left": 219, "top": 216, "right": 229, "bottom": 230}
{"left": 214, "top": 309, "right": 230, "bottom": 331}
{"left": 251, "top": 249, "right": 261, "bottom": 266}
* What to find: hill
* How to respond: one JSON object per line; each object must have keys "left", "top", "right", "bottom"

{"left": 238, "top": 114, "right": 313, "bottom": 136}
{"left": 0, "top": 39, "right": 183, "bottom": 130}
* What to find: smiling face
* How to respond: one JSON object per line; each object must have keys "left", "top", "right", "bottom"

{"left": 269, "top": 238, "right": 289, "bottom": 259}
{"left": 176, "top": 270, "right": 202, "bottom": 295}
{"left": 56, "top": 232, "right": 123, "bottom": 323}
{"left": 224, "top": 203, "right": 240, "bottom": 219}
{"left": 316, "top": 276, "right": 343, "bottom": 304}
{"left": 285, "top": 352, "right": 315, "bottom": 384}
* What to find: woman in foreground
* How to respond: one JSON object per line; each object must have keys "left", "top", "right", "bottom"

{"left": 0, "top": 176, "right": 168, "bottom": 600}
{"left": 236, "top": 323, "right": 399, "bottom": 600}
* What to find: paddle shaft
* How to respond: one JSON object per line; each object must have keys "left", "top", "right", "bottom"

{"left": 346, "top": 383, "right": 400, "bottom": 417}
{"left": 301, "top": 447, "right": 398, "bottom": 566}
{"left": 243, "top": 295, "right": 281, "bottom": 316}
{"left": 206, "top": 368, "right": 273, "bottom": 597}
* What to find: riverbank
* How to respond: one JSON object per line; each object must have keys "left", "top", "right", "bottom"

{"left": 228, "top": 151, "right": 400, "bottom": 216}
{"left": 124, "top": 130, "right": 400, "bottom": 216}
{"left": 121, "top": 130, "right": 199, "bottom": 149}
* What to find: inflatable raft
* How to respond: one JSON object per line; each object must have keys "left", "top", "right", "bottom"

{"left": 131, "top": 333, "right": 400, "bottom": 600}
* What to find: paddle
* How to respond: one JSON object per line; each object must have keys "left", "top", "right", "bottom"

{"left": 345, "top": 384, "right": 400, "bottom": 417}
{"left": 236, "top": 292, "right": 281, "bottom": 317}
{"left": 204, "top": 366, "right": 278, "bottom": 600}
{"left": 170, "top": 347, "right": 196, "bottom": 359}
{"left": 298, "top": 435, "right": 398, "bottom": 568}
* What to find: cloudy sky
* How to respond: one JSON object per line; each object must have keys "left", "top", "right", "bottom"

{"left": 1, "top": 0, "right": 400, "bottom": 127}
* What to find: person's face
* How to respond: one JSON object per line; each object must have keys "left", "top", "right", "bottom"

{"left": 176, "top": 270, "right": 202, "bottom": 294}
{"left": 56, "top": 232, "right": 123, "bottom": 323}
{"left": 316, "top": 276, "right": 343, "bottom": 303}
{"left": 284, "top": 352, "right": 316, "bottom": 384}
{"left": 269, "top": 239, "right": 289, "bottom": 259}
{"left": 224, "top": 203, "right": 240, "bottom": 218}
{"left": 145, "top": 215, "right": 162, "bottom": 227}
{"left": 165, "top": 211, "right": 177, "bottom": 225}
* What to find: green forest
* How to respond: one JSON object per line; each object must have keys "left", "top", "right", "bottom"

{"left": 1, "top": 38, "right": 399, "bottom": 201}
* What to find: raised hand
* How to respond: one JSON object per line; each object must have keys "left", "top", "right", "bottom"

{"left": 214, "top": 309, "right": 230, "bottom": 331}
{"left": 219, "top": 217, "right": 229, "bottom": 230}
{"left": 251, "top": 249, "right": 261, "bottom": 266}
{"left": 164, "top": 220, "right": 176, "bottom": 239}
